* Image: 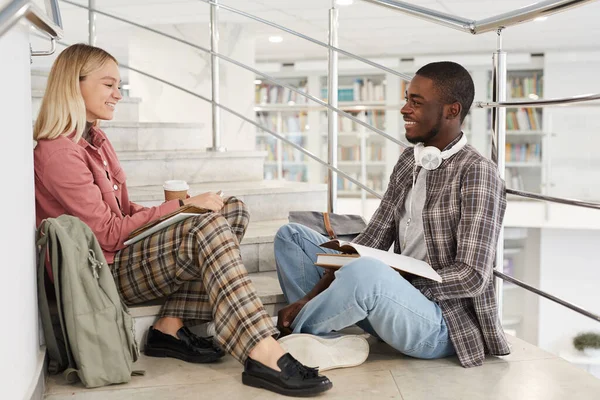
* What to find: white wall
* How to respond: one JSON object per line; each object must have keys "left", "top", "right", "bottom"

{"left": 544, "top": 51, "right": 600, "bottom": 202}
{"left": 538, "top": 229, "right": 600, "bottom": 372}
{"left": 0, "top": 24, "right": 43, "bottom": 400}
{"left": 128, "top": 23, "right": 256, "bottom": 151}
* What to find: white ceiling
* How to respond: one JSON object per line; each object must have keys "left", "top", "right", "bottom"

{"left": 58, "top": 0, "right": 600, "bottom": 62}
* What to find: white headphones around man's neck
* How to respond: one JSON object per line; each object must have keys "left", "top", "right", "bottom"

{"left": 413, "top": 134, "right": 468, "bottom": 171}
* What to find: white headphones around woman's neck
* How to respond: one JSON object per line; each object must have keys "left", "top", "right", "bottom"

{"left": 413, "top": 134, "right": 468, "bottom": 171}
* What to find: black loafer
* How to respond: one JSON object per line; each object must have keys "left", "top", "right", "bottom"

{"left": 144, "top": 326, "right": 223, "bottom": 363}
{"left": 178, "top": 326, "right": 226, "bottom": 358}
{"left": 242, "top": 353, "right": 333, "bottom": 397}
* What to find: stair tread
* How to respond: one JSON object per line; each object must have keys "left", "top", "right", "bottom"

{"left": 31, "top": 89, "right": 142, "bottom": 103}
{"left": 129, "top": 271, "right": 284, "bottom": 318}
{"left": 100, "top": 121, "right": 203, "bottom": 128}
{"left": 128, "top": 180, "right": 327, "bottom": 200}
{"left": 117, "top": 149, "right": 267, "bottom": 160}
{"left": 243, "top": 219, "right": 288, "bottom": 244}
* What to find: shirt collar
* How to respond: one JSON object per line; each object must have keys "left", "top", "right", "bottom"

{"left": 442, "top": 132, "right": 465, "bottom": 152}
{"left": 70, "top": 124, "right": 106, "bottom": 150}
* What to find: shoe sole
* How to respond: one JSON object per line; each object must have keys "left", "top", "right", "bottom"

{"left": 278, "top": 334, "right": 370, "bottom": 372}
{"left": 242, "top": 372, "right": 333, "bottom": 397}
{"left": 144, "top": 346, "right": 222, "bottom": 364}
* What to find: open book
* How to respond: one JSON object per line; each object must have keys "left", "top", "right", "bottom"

{"left": 124, "top": 205, "right": 210, "bottom": 246}
{"left": 315, "top": 239, "right": 442, "bottom": 282}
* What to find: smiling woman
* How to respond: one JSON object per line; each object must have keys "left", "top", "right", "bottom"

{"left": 32, "top": 43, "right": 333, "bottom": 396}
{"left": 33, "top": 45, "right": 120, "bottom": 143}
{"left": 79, "top": 62, "right": 123, "bottom": 122}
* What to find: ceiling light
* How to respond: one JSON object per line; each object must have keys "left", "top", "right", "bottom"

{"left": 269, "top": 36, "right": 283, "bottom": 43}
{"left": 288, "top": 101, "right": 296, "bottom": 105}
{"left": 528, "top": 94, "right": 539, "bottom": 100}
{"left": 534, "top": 16, "right": 548, "bottom": 22}
{"left": 254, "top": 79, "right": 262, "bottom": 85}
{"left": 336, "top": 0, "right": 354, "bottom": 5}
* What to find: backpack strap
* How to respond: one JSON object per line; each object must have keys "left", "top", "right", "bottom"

{"left": 36, "top": 224, "right": 66, "bottom": 374}
{"left": 322, "top": 212, "right": 337, "bottom": 239}
{"left": 36, "top": 222, "right": 77, "bottom": 376}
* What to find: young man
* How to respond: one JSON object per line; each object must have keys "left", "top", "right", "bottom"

{"left": 274, "top": 61, "right": 510, "bottom": 368}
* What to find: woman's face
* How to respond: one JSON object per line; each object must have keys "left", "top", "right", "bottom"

{"left": 79, "top": 60, "right": 122, "bottom": 122}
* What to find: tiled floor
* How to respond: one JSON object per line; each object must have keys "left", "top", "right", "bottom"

{"left": 44, "top": 335, "right": 600, "bottom": 400}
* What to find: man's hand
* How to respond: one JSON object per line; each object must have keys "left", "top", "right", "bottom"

{"left": 183, "top": 192, "right": 224, "bottom": 212}
{"left": 277, "top": 299, "right": 308, "bottom": 336}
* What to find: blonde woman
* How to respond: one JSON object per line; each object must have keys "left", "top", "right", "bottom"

{"left": 34, "top": 43, "right": 332, "bottom": 396}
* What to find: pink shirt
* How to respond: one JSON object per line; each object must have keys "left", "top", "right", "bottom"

{"left": 34, "top": 126, "right": 179, "bottom": 264}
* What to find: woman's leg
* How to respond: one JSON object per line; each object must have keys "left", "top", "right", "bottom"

{"left": 113, "top": 199, "right": 332, "bottom": 395}
{"left": 113, "top": 197, "right": 277, "bottom": 363}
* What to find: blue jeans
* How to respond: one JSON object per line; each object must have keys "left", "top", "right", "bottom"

{"left": 274, "top": 223, "right": 455, "bottom": 360}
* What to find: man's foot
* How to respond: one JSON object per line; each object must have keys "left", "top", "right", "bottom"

{"left": 278, "top": 333, "right": 370, "bottom": 371}
{"left": 144, "top": 326, "right": 225, "bottom": 363}
{"left": 242, "top": 353, "right": 332, "bottom": 397}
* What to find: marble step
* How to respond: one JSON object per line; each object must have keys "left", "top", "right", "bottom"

{"left": 118, "top": 150, "right": 267, "bottom": 186}
{"left": 127, "top": 180, "right": 327, "bottom": 223}
{"left": 100, "top": 121, "right": 210, "bottom": 152}
{"left": 32, "top": 89, "right": 142, "bottom": 122}
{"left": 130, "top": 271, "right": 286, "bottom": 349}
{"left": 31, "top": 69, "right": 49, "bottom": 91}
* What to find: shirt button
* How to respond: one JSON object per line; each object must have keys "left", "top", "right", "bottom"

{"left": 103, "top": 160, "right": 108, "bottom": 166}
{"left": 113, "top": 184, "right": 118, "bottom": 191}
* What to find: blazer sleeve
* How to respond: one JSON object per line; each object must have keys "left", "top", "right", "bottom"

{"left": 412, "top": 160, "right": 506, "bottom": 300}
{"left": 40, "top": 148, "right": 180, "bottom": 252}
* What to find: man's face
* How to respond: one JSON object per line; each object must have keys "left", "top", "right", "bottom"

{"left": 401, "top": 75, "right": 445, "bottom": 145}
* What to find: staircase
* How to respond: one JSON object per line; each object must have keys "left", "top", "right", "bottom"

{"left": 31, "top": 69, "right": 327, "bottom": 346}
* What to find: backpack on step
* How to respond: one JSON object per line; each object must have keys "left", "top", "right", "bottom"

{"left": 36, "top": 215, "right": 143, "bottom": 388}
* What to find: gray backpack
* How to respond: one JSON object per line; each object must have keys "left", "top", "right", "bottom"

{"left": 37, "top": 215, "right": 142, "bottom": 388}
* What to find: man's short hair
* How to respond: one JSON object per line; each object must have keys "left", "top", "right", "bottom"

{"left": 415, "top": 61, "right": 475, "bottom": 122}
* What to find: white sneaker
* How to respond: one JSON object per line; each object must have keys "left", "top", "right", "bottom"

{"left": 278, "top": 333, "right": 370, "bottom": 372}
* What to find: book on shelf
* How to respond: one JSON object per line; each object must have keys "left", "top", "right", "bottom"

{"left": 321, "top": 79, "right": 385, "bottom": 102}
{"left": 506, "top": 108, "right": 541, "bottom": 131}
{"left": 315, "top": 239, "right": 442, "bottom": 282}
{"left": 124, "top": 205, "right": 210, "bottom": 246}
{"left": 505, "top": 143, "right": 541, "bottom": 162}
{"left": 256, "top": 83, "right": 308, "bottom": 104}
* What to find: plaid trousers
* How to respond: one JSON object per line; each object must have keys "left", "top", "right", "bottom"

{"left": 111, "top": 197, "right": 278, "bottom": 362}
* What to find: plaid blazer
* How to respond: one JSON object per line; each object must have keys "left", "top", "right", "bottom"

{"left": 353, "top": 136, "right": 510, "bottom": 367}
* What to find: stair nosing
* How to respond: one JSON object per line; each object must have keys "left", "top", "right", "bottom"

{"left": 117, "top": 150, "right": 268, "bottom": 160}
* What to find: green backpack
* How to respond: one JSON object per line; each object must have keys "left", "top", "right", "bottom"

{"left": 36, "top": 215, "right": 143, "bottom": 388}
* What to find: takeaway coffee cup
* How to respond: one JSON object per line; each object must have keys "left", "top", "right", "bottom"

{"left": 163, "top": 180, "right": 189, "bottom": 202}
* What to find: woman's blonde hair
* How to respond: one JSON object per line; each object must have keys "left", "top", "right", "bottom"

{"left": 33, "top": 43, "right": 118, "bottom": 142}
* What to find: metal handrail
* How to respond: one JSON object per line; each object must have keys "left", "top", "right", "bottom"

{"left": 362, "top": 0, "right": 595, "bottom": 34}
{"left": 0, "top": 0, "right": 63, "bottom": 39}
{"left": 494, "top": 271, "right": 600, "bottom": 323}
{"left": 507, "top": 189, "right": 600, "bottom": 210}
{"left": 198, "top": 0, "right": 413, "bottom": 82}
{"left": 60, "top": 0, "right": 408, "bottom": 149}
{"left": 477, "top": 93, "right": 600, "bottom": 108}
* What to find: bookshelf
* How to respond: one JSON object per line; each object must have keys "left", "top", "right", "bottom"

{"left": 254, "top": 71, "right": 403, "bottom": 212}
{"left": 488, "top": 70, "right": 547, "bottom": 195}
{"left": 319, "top": 74, "right": 394, "bottom": 199}
{"left": 255, "top": 77, "right": 310, "bottom": 182}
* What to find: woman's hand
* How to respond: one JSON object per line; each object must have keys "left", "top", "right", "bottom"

{"left": 183, "top": 192, "right": 224, "bottom": 212}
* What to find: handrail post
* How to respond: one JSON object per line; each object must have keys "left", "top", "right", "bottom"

{"left": 88, "top": 0, "right": 96, "bottom": 45}
{"left": 491, "top": 28, "right": 507, "bottom": 318}
{"left": 327, "top": 1, "right": 339, "bottom": 213}
{"left": 207, "top": 0, "right": 226, "bottom": 152}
